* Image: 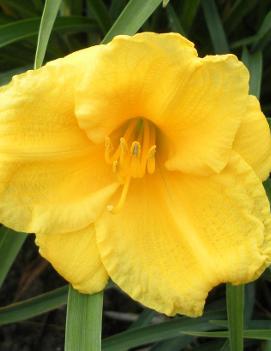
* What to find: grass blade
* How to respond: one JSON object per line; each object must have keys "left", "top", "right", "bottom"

{"left": 34, "top": 0, "right": 62, "bottom": 68}
{"left": 177, "top": 329, "right": 271, "bottom": 341}
{"left": 129, "top": 309, "right": 156, "bottom": 329}
{"left": 179, "top": 0, "right": 200, "bottom": 33}
{"left": 166, "top": 4, "right": 185, "bottom": 35}
{"left": 102, "top": 0, "right": 162, "bottom": 44}
{"left": 0, "top": 227, "right": 27, "bottom": 288}
{"left": 226, "top": 284, "right": 244, "bottom": 351}
{"left": 65, "top": 286, "right": 103, "bottom": 351}
{"left": 252, "top": 10, "right": 271, "bottom": 51}
{"left": 102, "top": 310, "right": 226, "bottom": 351}
{"left": 0, "top": 286, "right": 68, "bottom": 325}
{"left": 0, "top": 17, "right": 96, "bottom": 49}
{"left": 201, "top": 0, "right": 229, "bottom": 54}
{"left": 150, "top": 336, "right": 193, "bottom": 350}
{"left": 242, "top": 47, "right": 263, "bottom": 98}
{"left": 86, "top": 0, "right": 111, "bottom": 34}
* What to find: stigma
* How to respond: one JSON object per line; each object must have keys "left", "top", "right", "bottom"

{"left": 105, "top": 118, "right": 156, "bottom": 181}
{"left": 105, "top": 118, "right": 157, "bottom": 213}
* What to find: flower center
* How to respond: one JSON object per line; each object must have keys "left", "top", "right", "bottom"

{"left": 105, "top": 118, "right": 157, "bottom": 213}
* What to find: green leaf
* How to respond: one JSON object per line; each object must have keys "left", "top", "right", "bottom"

{"left": 0, "top": 17, "right": 96, "bottom": 49}
{"left": 129, "top": 309, "right": 156, "bottom": 329}
{"left": 178, "top": 329, "right": 271, "bottom": 341}
{"left": 224, "top": 0, "right": 258, "bottom": 34}
{"left": 65, "top": 286, "right": 103, "bottom": 351}
{"left": 201, "top": 0, "right": 229, "bottom": 54}
{"left": 34, "top": 0, "right": 62, "bottom": 68}
{"left": 244, "top": 283, "right": 255, "bottom": 326}
{"left": 166, "top": 4, "right": 185, "bottom": 35}
{"left": 150, "top": 335, "right": 193, "bottom": 351}
{"left": 86, "top": 0, "right": 111, "bottom": 34}
{"left": 0, "top": 286, "right": 68, "bottom": 326}
{"left": 109, "top": 0, "right": 127, "bottom": 21}
{"left": 264, "top": 178, "right": 271, "bottom": 202}
{"left": 220, "top": 340, "right": 230, "bottom": 351}
{"left": 252, "top": 10, "right": 271, "bottom": 51}
{"left": 226, "top": 284, "right": 244, "bottom": 351}
{"left": 242, "top": 47, "right": 263, "bottom": 98}
{"left": 179, "top": 0, "right": 200, "bottom": 33}
{"left": 232, "top": 10, "right": 271, "bottom": 51}
{"left": 102, "top": 310, "right": 226, "bottom": 351}
{"left": 0, "top": 226, "right": 27, "bottom": 288}
{"left": 102, "top": 0, "right": 162, "bottom": 44}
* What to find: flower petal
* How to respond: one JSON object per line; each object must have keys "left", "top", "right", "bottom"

{"left": 36, "top": 225, "right": 108, "bottom": 293}
{"left": 75, "top": 32, "right": 198, "bottom": 143}
{"left": 233, "top": 95, "right": 271, "bottom": 180}
{"left": 75, "top": 33, "right": 249, "bottom": 175}
{"left": 162, "top": 55, "right": 249, "bottom": 175}
{"left": 0, "top": 51, "right": 118, "bottom": 234}
{"left": 95, "top": 153, "right": 271, "bottom": 317}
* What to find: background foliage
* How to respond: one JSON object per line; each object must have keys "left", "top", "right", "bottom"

{"left": 0, "top": 1, "right": 271, "bottom": 350}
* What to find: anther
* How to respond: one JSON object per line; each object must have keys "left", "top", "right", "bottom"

{"left": 130, "top": 141, "right": 141, "bottom": 157}
{"left": 147, "top": 145, "right": 156, "bottom": 174}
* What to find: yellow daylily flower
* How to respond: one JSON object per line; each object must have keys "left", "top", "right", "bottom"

{"left": 0, "top": 32, "right": 271, "bottom": 317}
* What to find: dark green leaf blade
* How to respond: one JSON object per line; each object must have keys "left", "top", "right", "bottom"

{"left": 0, "top": 226, "right": 27, "bottom": 288}
{"left": 201, "top": 0, "right": 229, "bottom": 54}
{"left": 65, "top": 286, "right": 103, "bottom": 351}
{"left": 34, "top": 0, "right": 62, "bottom": 68}
{"left": 0, "top": 286, "right": 68, "bottom": 326}
{"left": 102, "top": 0, "right": 162, "bottom": 44}
{"left": 226, "top": 284, "right": 244, "bottom": 351}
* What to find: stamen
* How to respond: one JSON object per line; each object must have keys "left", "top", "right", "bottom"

{"left": 112, "top": 160, "right": 118, "bottom": 173}
{"left": 130, "top": 141, "right": 142, "bottom": 177}
{"left": 105, "top": 137, "right": 113, "bottom": 164}
{"left": 147, "top": 145, "right": 156, "bottom": 174}
{"left": 105, "top": 118, "right": 157, "bottom": 212}
{"left": 119, "top": 137, "right": 129, "bottom": 168}
{"left": 107, "top": 177, "right": 131, "bottom": 213}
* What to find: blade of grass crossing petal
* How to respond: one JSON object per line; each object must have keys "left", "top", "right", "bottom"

{"left": 226, "top": 284, "right": 244, "bottom": 351}
{"left": 0, "top": 227, "right": 27, "bottom": 288}
{"left": 34, "top": 0, "right": 62, "bottom": 69}
{"left": 65, "top": 286, "right": 103, "bottom": 351}
{"left": 242, "top": 47, "right": 262, "bottom": 98}
{"left": 166, "top": 4, "right": 185, "bottom": 35}
{"left": 201, "top": 0, "right": 229, "bottom": 54}
{"left": 86, "top": 0, "right": 111, "bottom": 35}
{"left": 0, "top": 286, "right": 68, "bottom": 326}
{"left": 102, "top": 0, "right": 162, "bottom": 43}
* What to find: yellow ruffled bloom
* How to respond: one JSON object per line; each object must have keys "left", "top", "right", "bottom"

{"left": 0, "top": 32, "right": 271, "bottom": 317}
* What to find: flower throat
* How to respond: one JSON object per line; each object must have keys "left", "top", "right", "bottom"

{"left": 105, "top": 118, "right": 157, "bottom": 213}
